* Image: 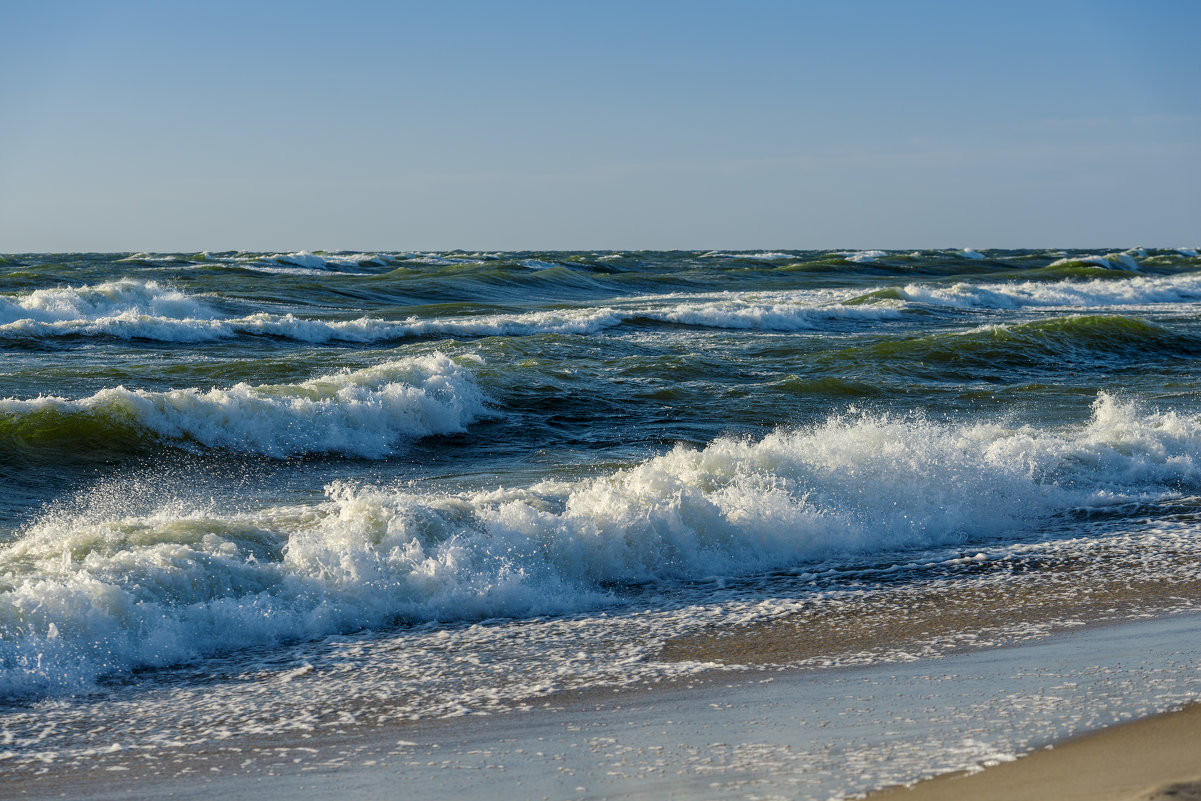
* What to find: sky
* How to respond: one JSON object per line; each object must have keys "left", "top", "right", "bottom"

{"left": 1, "top": 0, "right": 1198, "bottom": 252}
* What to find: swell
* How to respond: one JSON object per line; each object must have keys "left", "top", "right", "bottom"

{"left": 823, "top": 315, "right": 1201, "bottom": 376}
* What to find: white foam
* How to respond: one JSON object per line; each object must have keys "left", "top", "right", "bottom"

{"left": 3, "top": 393, "right": 1199, "bottom": 696}
{"left": 1047, "top": 254, "right": 1115, "bottom": 269}
{"left": 700, "top": 252, "right": 796, "bottom": 260}
{"left": 0, "top": 282, "right": 905, "bottom": 342}
{"left": 961, "top": 249, "right": 985, "bottom": 260}
{"left": 842, "top": 250, "right": 888, "bottom": 264}
{"left": 0, "top": 280, "right": 237, "bottom": 342}
{"left": 648, "top": 296, "right": 903, "bottom": 329}
{"left": 272, "top": 251, "right": 330, "bottom": 270}
{"left": 398, "top": 254, "right": 482, "bottom": 266}
{"left": 898, "top": 272, "right": 1201, "bottom": 310}
{"left": 0, "top": 353, "right": 488, "bottom": 458}
{"left": 519, "top": 259, "right": 561, "bottom": 270}
{"left": 0, "top": 279, "right": 220, "bottom": 327}
{"left": 8, "top": 273, "right": 1199, "bottom": 345}
{"left": 1048, "top": 251, "right": 1142, "bottom": 271}
{"left": 235, "top": 251, "right": 388, "bottom": 274}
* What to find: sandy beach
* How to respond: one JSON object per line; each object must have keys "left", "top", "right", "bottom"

{"left": 871, "top": 703, "right": 1201, "bottom": 801}
{"left": 7, "top": 611, "right": 1201, "bottom": 801}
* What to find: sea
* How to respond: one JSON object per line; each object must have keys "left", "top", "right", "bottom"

{"left": 3, "top": 247, "right": 1201, "bottom": 790}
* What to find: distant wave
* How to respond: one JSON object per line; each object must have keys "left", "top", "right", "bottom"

{"left": 840, "top": 250, "right": 890, "bottom": 264}
{"left": 700, "top": 251, "right": 799, "bottom": 260}
{"left": 838, "top": 315, "right": 1201, "bottom": 373}
{"left": 0, "top": 354, "right": 487, "bottom": 459}
{"left": 0, "top": 280, "right": 903, "bottom": 343}
{"left": 1046, "top": 249, "right": 1144, "bottom": 271}
{"left": 896, "top": 272, "right": 1201, "bottom": 309}
{"left": 116, "top": 250, "right": 391, "bottom": 273}
{"left": 6, "top": 271, "right": 1201, "bottom": 347}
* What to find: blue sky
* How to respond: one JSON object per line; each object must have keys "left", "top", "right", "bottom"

{"left": 1, "top": 0, "right": 1197, "bottom": 251}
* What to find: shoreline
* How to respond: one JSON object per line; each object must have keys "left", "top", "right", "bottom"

{"left": 869, "top": 702, "right": 1201, "bottom": 801}
{"left": 6, "top": 610, "right": 1201, "bottom": 801}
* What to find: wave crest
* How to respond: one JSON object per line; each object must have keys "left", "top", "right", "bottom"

{"left": 3, "top": 393, "right": 1199, "bottom": 695}
{"left": 0, "top": 353, "right": 488, "bottom": 459}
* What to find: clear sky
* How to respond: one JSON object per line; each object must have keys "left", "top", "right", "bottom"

{"left": 1, "top": 0, "right": 1198, "bottom": 252}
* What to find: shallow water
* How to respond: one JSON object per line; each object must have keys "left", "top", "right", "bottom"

{"left": 3, "top": 247, "right": 1201, "bottom": 786}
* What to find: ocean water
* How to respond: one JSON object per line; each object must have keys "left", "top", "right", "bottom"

{"left": 3, "top": 247, "right": 1201, "bottom": 787}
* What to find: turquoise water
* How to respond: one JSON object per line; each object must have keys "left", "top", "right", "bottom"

{"left": 3, "top": 247, "right": 1201, "bottom": 784}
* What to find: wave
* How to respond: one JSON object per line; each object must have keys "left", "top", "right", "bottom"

{"left": 0, "top": 279, "right": 220, "bottom": 326}
{"left": 645, "top": 294, "right": 904, "bottom": 329}
{"left": 841, "top": 250, "right": 890, "bottom": 264}
{"left": 8, "top": 269, "right": 1200, "bottom": 347}
{"left": 0, "top": 354, "right": 487, "bottom": 460}
{"left": 244, "top": 251, "right": 389, "bottom": 274}
{"left": 0, "top": 281, "right": 906, "bottom": 343}
{"left": 1047, "top": 250, "right": 1143, "bottom": 271}
{"left": 3, "top": 393, "right": 1200, "bottom": 696}
{"left": 896, "top": 272, "right": 1201, "bottom": 310}
{"left": 700, "top": 251, "right": 799, "bottom": 261}
{"left": 840, "top": 315, "right": 1201, "bottom": 373}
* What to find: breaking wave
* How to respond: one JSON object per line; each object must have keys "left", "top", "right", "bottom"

{"left": 3, "top": 393, "right": 1200, "bottom": 696}
{"left": 0, "top": 280, "right": 906, "bottom": 343}
{"left": 895, "top": 272, "right": 1201, "bottom": 309}
{"left": 0, "top": 354, "right": 487, "bottom": 460}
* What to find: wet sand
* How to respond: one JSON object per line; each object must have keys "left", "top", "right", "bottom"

{"left": 870, "top": 702, "right": 1201, "bottom": 801}
{"left": 7, "top": 612, "right": 1201, "bottom": 801}
{"left": 662, "top": 551, "right": 1201, "bottom": 667}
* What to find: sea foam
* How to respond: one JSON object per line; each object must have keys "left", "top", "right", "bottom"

{"left": 0, "top": 279, "right": 219, "bottom": 326}
{"left": 899, "top": 272, "right": 1201, "bottom": 310}
{"left": 0, "top": 280, "right": 904, "bottom": 343}
{"left": 1047, "top": 251, "right": 1142, "bottom": 271}
{"left": 0, "top": 353, "right": 487, "bottom": 458}
{"left": 2, "top": 393, "right": 1199, "bottom": 696}
{"left": 6, "top": 273, "right": 1200, "bottom": 346}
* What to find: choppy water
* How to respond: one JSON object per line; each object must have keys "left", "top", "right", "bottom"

{"left": 4, "top": 247, "right": 1201, "bottom": 787}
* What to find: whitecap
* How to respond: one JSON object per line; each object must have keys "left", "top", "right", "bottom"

{"left": 0, "top": 353, "right": 488, "bottom": 458}
{"left": 841, "top": 250, "right": 889, "bottom": 264}
{"left": 4, "top": 393, "right": 1198, "bottom": 696}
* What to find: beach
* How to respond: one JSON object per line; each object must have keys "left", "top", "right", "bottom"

{"left": 6, "top": 0, "right": 1201, "bottom": 793}
{"left": 4, "top": 249, "right": 1201, "bottom": 799}
{"left": 872, "top": 703, "right": 1201, "bottom": 801}
{"left": 5, "top": 611, "right": 1200, "bottom": 800}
